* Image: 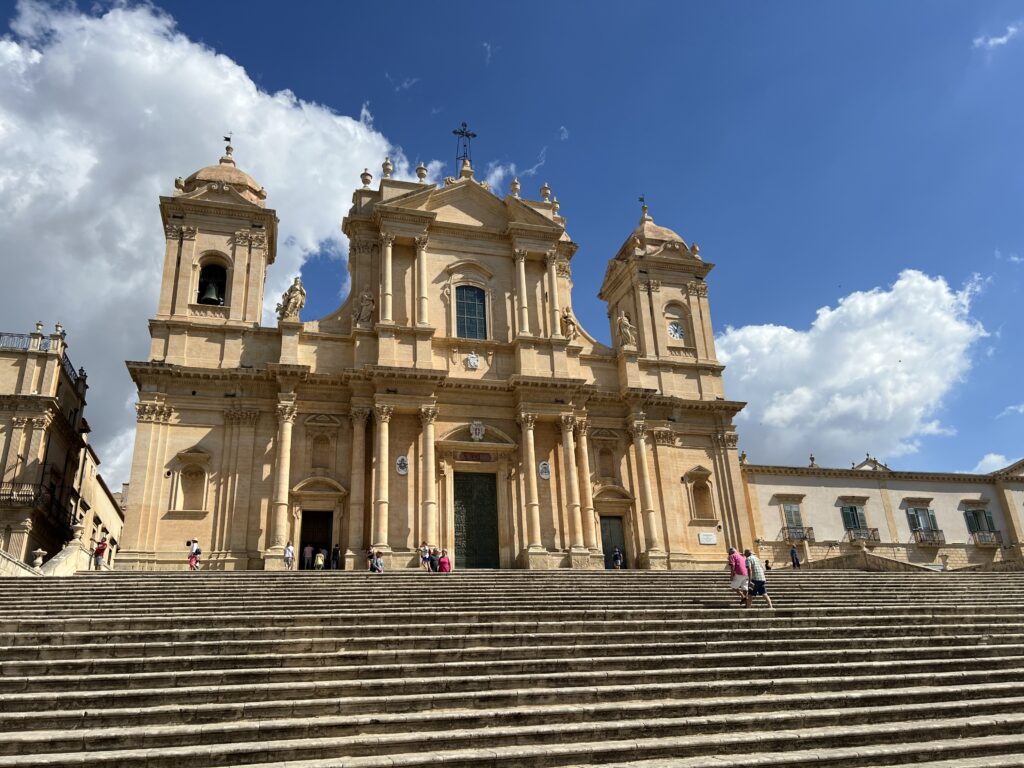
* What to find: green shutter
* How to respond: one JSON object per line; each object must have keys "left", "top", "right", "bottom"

{"left": 906, "top": 509, "right": 921, "bottom": 531}
{"left": 856, "top": 507, "right": 868, "bottom": 528}
{"left": 841, "top": 506, "right": 857, "bottom": 530}
{"left": 927, "top": 510, "right": 938, "bottom": 531}
{"left": 985, "top": 510, "right": 996, "bottom": 533}
{"left": 964, "top": 510, "right": 978, "bottom": 534}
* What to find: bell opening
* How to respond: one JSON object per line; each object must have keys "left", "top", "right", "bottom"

{"left": 197, "top": 264, "right": 227, "bottom": 306}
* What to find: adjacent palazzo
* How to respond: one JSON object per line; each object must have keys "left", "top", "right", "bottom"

{"left": 118, "top": 145, "right": 752, "bottom": 570}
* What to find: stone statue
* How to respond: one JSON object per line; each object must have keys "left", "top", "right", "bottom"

{"left": 560, "top": 308, "right": 578, "bottom": 342}
{"left": 276, "top": 277, "right": 306, "bottom": 321}
{"left": 616, "top": 310, "right": 637, "bottom": 348}
{"left": 355, "top": 287, "right": 375, "bottom": 325}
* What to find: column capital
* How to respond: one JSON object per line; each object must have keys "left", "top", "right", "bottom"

{"left": 350, "top": 406, "right": 371, "bottom": 424}
{"left": 380, "top": 232, "right": 396, "bottom": 247}
{"left": 415, "top": 234, "right": 429, "bottom": 251}
{"left": 560, "top": 414, "right": 576, "bottom": 432}
{"left": 517, "top": 412, "right": 537, "bottom": 429}
{"left": 574, "top": 417, "right": 590, "bottom": 436}
{"left": 628, "top": 418, "right": 647, "bottom": 440}
{"left": 513, "top": 248, "right": 528, "bottom": 263}
{"left": 276, "top": 402, "right": 297, "bottom": 423}
{"left": 375, "top": 404, "right": 394, "bottom": 423}
{"left": 419, "top": 406, "right": 438, "bottom": 425}
{"left": 544, "top": 249, "right": 558, "bottom": 268}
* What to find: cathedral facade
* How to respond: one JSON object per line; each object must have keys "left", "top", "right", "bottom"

{"left": 117, "top": 147, "right": 751, "bottom": 571}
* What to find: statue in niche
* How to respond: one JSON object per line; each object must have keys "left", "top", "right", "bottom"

{"left": 355, "top": 286, "right": 375, "bottom": 326}
{"left": 560, "top": 308, "right": 578, "bottom": 342}
{"left": 616, "top": 310, "right": 637, "bottom": 348}
{"left": 276, "top": 277, "right": 306, "bottom": 321}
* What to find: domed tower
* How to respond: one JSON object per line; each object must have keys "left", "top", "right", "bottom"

{"left": 151, "top": 143, "right": 278, "bottom": 363}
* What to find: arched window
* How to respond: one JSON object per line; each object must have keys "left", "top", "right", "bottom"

{"left": 180, "top": 465, "right": 206, "bottom": 510}
{"left": 693, "top": 479, "right": 715, "bottom": 520}
{"left": 197, "top": 263, "right": 227, "bottom": 306}
{"left": 456, "top": 285, "right": 487, "bottom": 340}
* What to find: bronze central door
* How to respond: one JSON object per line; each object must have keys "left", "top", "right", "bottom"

{"left": 453, "top": 472, "right": 500, "bottom": 569}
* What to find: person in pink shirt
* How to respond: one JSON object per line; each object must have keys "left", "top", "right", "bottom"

{"left": 437, "top": 549, "right": 452, "bottom": 572}
{"left": 727, "top": 546, "right": 749, "bottom": 604}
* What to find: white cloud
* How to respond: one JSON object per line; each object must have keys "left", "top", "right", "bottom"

{"left": 482, "top": 42, "right": 494, "bottom": 65}
{"left": 973, "top": 22, "right": 1021, "bottom": 50}
{"left": 384, "top": 72, "right": 419, "bottom": 92}
{"left": 559, "top": 125, "right": 569, "bottom": 141}
{"left": 718, "top": 270, "right": 986, "bottom": 467}
{"left": 971, "top": 453, "right": 1020, "bottom": 473}
{"left": 483, "top": 147, "right": 547, "bottom": 194}
{"left": 999, "top": 403, "right": 1024, "bottom": 417}
{"left": 0, "top": 2, "right": 428, "bottom": 486}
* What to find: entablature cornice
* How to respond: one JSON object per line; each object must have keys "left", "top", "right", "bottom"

{"left": 743, "top": 463, "right": 997, "bottom": 484}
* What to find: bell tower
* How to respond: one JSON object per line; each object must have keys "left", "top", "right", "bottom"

{"left": 150, "top": 143, "right": 278, "bottom": 365}
{"left": 598, "top": 202, "right": 724, "bottom": 400}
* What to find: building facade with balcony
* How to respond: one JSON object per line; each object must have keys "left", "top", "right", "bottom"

{"left": 743, "top": 455, "right": 1024, "bottom": 569}
{"left": 0, "top": 324, "right": 121, "bottom": 568}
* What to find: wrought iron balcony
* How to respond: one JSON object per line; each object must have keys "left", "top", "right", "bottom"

{"left": 782, "top": 526, "right": 814, "bottom": 542}
{"left": 846, "top": 527, "right": 880, "bottom": 543}
{"left": 971, "top": 531, "right": 1003, "bottom": 547}
{"left": 913, "top": 529, "right": 945, "bottom": 546}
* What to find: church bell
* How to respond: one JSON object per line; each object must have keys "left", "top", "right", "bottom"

{"left": 199, "top": 282, "right": 222, "bottom": 305}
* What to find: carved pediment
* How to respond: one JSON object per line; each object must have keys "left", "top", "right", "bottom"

{"left": 176, "top": 182, "right": 259, "bottom": 208}
{"left": 292, "top": 476, "right": 348, "bottom": 496}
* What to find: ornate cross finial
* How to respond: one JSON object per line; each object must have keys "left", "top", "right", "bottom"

{"left": 453, "top": 121, "right": 477, "bottom": 168}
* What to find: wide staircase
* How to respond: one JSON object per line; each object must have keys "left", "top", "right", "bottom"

{"left": 1, "top": 570, "right": 1023, "bottom": 767}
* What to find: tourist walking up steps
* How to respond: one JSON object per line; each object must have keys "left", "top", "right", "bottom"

{"left": 283, "top": 542, "right": 295, "bottom": 570}
{"left": 727, "top": 547, "right": 748, "bottom": 604}
{"left": 790, "top": 545, "right": 801, "bottom": 569}
{"left": 744, "top": 549, "right": 774, "bottom": 609}
{"left": 302, "top": 543, "right": 314, "bottom": 570}
{"left": 420, "top": 541, "right": 431, "bottom": 571}
{"left": 90, "top": 536, "right": 108, "bottom": 571}
{"left": 369, "top": 550, "right": 384, "bottom": 573}
{"left": 314, "top": 549, "right": 325, "bottom": 571}
{"left": 429, "top": 547, "right": 440, "bottom": 572}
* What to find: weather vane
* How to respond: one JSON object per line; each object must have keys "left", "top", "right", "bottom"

{"left": 223, "top": 132, "right": 233, "bottom": 152}
{"left": 639, "top": 193, "right": 648, "bottom": 215}
{"left": 453, "top": 122, "right": 477, "bottom": 167}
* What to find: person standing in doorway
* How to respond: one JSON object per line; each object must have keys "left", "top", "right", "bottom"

{"left": 283, "top": 542, "right": 295, "bottom": 570}
{"left": 302, "top": 543, "right": 314, "bottom": 570}
{"left": 727, "top": 547, "right": 748, "bottom": 604}
{"left": 790, "top": 545, "right": 801, "bottom": 569}
{"left": 331, "top": 544, "right": 341, "bottom": 570}
{"left": 612, "top": 547, "right": 624, "bottom": 570}
{"left": 314, "top": 549, "right": 325, "bottom": 571}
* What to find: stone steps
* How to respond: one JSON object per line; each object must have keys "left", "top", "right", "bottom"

{"left": 2, "top": 570, "right": 1023, "bottom": 766}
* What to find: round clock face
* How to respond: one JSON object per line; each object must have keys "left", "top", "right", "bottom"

{"left": 668, "top": 321, "right": 685, "bottom": 340}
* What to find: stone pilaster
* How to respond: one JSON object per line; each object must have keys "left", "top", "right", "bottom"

{"left": 371, "top": 405, "right": 393, "bottom": 550}
{"left": 345, "top": 407, "right": 369, "bottom": 567}
{"left": 560, "top": 415, "right": 585, "bottom": 551}
{"left": 545, "top": 250, "right": 562, "bottom": 338}
{"left": 575, "top": 418, "right": 598, "bottom": 551}
{"left": 380, "top": 233, "right": 394, "bottom": 324}
{"left": 268, "top": 396, "right": 297, "bottom": 552}
{"left": 420, "top": 407, "right": 438, "bottom": 547}
{"left": 514, "top": 249, "right": 530, "bottom": 336}
{"left": 415, "top": 236, "right": 429, "bottom": 326}
{"left": 630, "top": 417, "right": 666, "bottom": 569}
{"left": 518, "top": 413, "right": 543, "bottom": 553}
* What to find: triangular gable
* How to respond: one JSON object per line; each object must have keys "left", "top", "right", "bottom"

{"left": 176, "top": 183, "right": 260, "bottom": 209}
{"left": 421, "top": 181, "right": 513, "bottom": 230}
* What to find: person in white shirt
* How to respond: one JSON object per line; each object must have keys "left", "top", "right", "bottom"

{"left": 283, "top": 542, "right": 295, "bottom": 570}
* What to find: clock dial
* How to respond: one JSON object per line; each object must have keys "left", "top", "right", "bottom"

{"left": 668, "top": 321, "right": 685, "bottom": 341}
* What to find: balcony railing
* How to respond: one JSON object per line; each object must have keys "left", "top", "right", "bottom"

{"left": 0, "top": 482, "right": 49, "bottom": 507}
{"left": 0, "top": 333, "right": 51, "bottom": 352}
{"left": 846, "top": 527, "right": 880, "bottom": 543}
{"left": 971, "top": 531, "right": 1003, "bottom": 547}
{"left": 913, "top": 529, "right": 946, "bottom": 546}
{"left": 783, "top": 526, "right": 815, "bottom": 542}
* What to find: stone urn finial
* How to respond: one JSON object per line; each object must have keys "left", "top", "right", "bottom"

{"left": 34, "top": 321, "right": 43, "bottom": 333}
{"left": 510, "top": 177, "right": 520, "bottom": 198}
{"left": 382, "top": 157, "right": 394, "bottom": 179}
{"left": 416, "top": 161, "right": 428, "bottom": 183}
{"left": 360, "top": 168, "right": 372, "bottom": 188}
{"left": 540, "top": 181, "right": 551, "bottom": 202}
{"left": 552, "top": 196, "right": 560, "bottom": 215}
{"left": 32, "top": 548, "right": 46, "bottom": 568}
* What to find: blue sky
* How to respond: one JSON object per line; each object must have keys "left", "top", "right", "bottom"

{"left": 0, "top": 1, "right": 1020, "bottom": 481}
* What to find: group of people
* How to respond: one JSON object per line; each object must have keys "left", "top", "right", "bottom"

{"left": 418, "top": 542, "right": 453, "bottom": 573}
{"left": 726, "top": 546, "right": 774, "bottom": 608}
{"left": 282, "top": 542, "right": 344, "bottom": 570}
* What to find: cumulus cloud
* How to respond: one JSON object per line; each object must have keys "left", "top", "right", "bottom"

{"left": 0, "top": 2, "right": 427, "bottom": 486}
{"left": 718, "top": 270, "right": 986, "bottom": 467}
{"left": 971, "top": 453, "right": 1019, "bottom": 473}
{"left": 559, "top": 125, "right": 569, "bottom": 141}
{"left": 999, "top": 403, "right": 1024, "bottom": 418}
{"left": 483, "top": 146, "right": 547, "bottom": 195}
{"left": 973, "top": 22, "right": 1021, "bottom": 50}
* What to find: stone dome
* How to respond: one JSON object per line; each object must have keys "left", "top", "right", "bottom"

{"left": 177, "top": 145, "right": 267, "bottom": 206}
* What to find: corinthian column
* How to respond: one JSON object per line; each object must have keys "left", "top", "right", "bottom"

{"left": 575, "top": 418, "right": 597, "bottom": 550}
{"left": 270, "top": 397, "right": 297, "bottom": 549}
{"left": 514, "top": 249, "right": 530, "bottom": 336}
{"left": 420, "top": 407, "right": 438, "bottom": 546}
{"left": 371, "top": 404, "right": 393, "bottom": 549}
{"left": 630, "top": 417, "right": 662, "bottom": 552}
{"left": 346, "top": 407, "right": 369, "bottom": 559}
{"left": 415, "top": 236, "right": 429, "bottom": 326}
{"left": 518, "top": 412, "right": 542, "bottom": 548}
{"left": 380, "top": 233, "right": 395, "bottom": 323}
{"left": 560, "top": 415, "right": 584, "bottom": 548}
{"left": 545, "top": 250, "right": 562, "bottom": 338}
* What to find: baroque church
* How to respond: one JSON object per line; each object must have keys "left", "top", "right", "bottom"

{"left": 118, "top": 144, "right": 751, "bottom": 570}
